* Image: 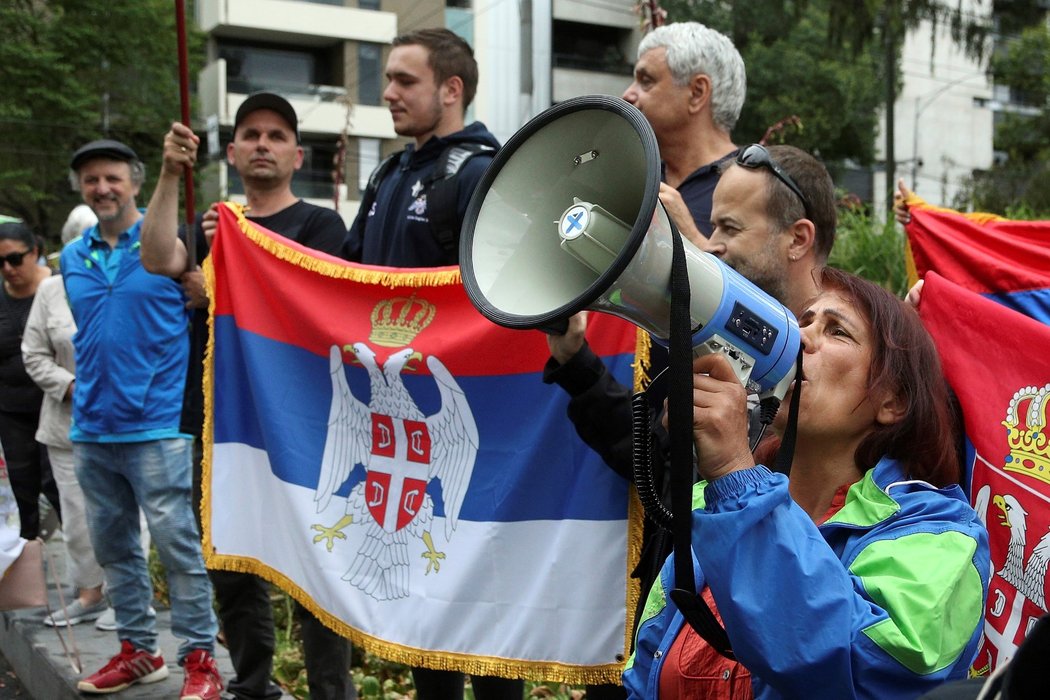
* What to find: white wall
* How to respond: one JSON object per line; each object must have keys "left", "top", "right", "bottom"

{"left": 876, "top": 1, "right": 994, "bottom": 211}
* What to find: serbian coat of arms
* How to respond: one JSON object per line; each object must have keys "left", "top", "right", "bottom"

{"left": 971, "top": 383, "right": 1050, "bottom": 673}
{"left": 310, "top": 294, "right": 478, "bottom": 601}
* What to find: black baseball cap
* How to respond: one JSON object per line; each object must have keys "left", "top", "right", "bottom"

{"left": 70, "top": 139, "right": 140, "bottom": 171}
{"left": 234, "top": 92, "right": 301, "bottom": 143}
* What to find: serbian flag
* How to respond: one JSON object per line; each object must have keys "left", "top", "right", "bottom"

{"left": 903, "top": 193, "right": 1050, "bottom": 323}
{"left": 919, "top": 272, "right": 1050, "bottom": 674}
{"left": 202, "top": 203, "right": 642, "bottom": 682}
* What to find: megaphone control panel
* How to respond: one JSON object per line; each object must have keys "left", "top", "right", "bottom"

{"left": 727, "top": 302, "right": 779, "bottom": 356}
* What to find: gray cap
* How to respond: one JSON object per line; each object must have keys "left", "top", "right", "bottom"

{"left": 234, "top": 92, "right": 300, "bottom": 143}
{"left": 70, "top": 139, "right": 140, "bottom": 171}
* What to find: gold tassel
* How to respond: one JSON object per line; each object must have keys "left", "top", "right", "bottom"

{"left": 227, "top": 202, "right": 463, "bottom": 288}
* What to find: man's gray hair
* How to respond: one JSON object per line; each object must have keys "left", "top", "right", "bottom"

{"left": 637, "top": 22, "right": 746, "bottom": 133}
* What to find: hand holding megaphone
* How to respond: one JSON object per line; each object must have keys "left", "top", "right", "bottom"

{"left": 546, "top": 311, "right": 588, "bottom": 365}
{"left": 685, "top": 353, "right": 758, "bottom": 481}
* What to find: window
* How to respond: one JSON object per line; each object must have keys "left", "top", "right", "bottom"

{"left": 220, "top": 41, "right": 332, "bottom": 96}
{"left": 551, "top": 20, "right": 631, "bottom": 75}
{"left": 358, "top": 138, "right": 380, "bottom": 194}
{"left": 358, "top": 43, "right": 383, "bottom": 106}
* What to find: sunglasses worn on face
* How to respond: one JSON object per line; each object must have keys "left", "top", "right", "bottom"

{"left": 736, "top": 144, "right": 812, "bottom": 220}
{"left": 0, "top": 250, "right": 32, "bottom": 268}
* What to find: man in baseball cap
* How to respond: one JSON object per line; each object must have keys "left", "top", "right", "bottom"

{"left": 140, "top": 85, "right": 352, "bottom": 699}
{"left": 234, "top": 91, "right": 300, "bottom": 144}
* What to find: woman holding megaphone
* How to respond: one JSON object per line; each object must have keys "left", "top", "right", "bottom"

{"left": 623, "top": 267, "right": 989, "bottom": 699}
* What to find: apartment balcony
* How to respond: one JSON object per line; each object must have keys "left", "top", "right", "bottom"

{"left": 553, "top": 0, "right": 636, "bottom": 28}
{"left": 552, "top": 66, "right": 632, "bottom": 103}
{"left": 197, "top": 0, "right": 397, "bottom": 46}
{"left": 198, "top": 58, "right": 396, "bottom": 140}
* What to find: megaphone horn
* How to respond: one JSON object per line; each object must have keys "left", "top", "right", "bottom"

{"left": 459, "top": 95, "right": 799, "bottom": 400}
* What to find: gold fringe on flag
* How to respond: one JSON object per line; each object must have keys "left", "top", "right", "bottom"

{"left": 229, "top": 201, "right": 464, "bottom": 288}
{"left": 901, "top": 192, "right": 1005, "bottom": 288}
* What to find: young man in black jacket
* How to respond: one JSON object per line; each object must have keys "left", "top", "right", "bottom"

{"left": 344, "top": 28, "right": 519, "bottom": 700}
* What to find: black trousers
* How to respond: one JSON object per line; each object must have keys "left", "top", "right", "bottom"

{"left": 210, "top": 569, "right": 356, "bottom": 700}
{"left": 0, "top": 410, "right": 60, "bottom": 539}
{"left": 411, "top": 668, "right": 524, "bottom": 699}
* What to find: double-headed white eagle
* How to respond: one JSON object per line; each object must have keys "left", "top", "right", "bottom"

{"left": 984, "top": 490, "right": 1050, "bottom": 611}
{"left": 311, "top": 343, "right": 478, "bottom": 601}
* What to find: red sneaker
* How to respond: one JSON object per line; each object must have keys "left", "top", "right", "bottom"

{"left": 179, "top": 649, "right": 224, "bottom": 700}
{"left": 77, "top": 639, "right": 169, "bottom": 694}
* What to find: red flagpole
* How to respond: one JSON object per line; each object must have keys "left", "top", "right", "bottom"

{"left": 175, "top": 0, "right": 196, "bottom": 270}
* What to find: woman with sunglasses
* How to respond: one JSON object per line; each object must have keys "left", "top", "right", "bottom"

{"left": 623, "top": 268, "right": 989, "bottom": 699}
{"left": 0, "top": 220, "right": 61, "bottom": 540}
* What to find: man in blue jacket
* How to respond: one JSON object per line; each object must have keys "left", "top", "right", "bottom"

{"left": 60, "top": 140, "right": 222, "bottom": 699}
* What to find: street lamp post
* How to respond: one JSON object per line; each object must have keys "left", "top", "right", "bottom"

{"left": 910, "top": 74, "right": 985, "bottom": 187}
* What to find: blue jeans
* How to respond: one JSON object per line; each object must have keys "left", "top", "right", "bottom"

{"left": 75, "top": 438, "right": 217, "bottom": 661}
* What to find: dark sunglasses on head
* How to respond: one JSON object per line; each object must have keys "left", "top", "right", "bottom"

{"left": 736, "top": 143, "right": 812, "bottom": 220}
{"left": 0, "top": 250, "right": 32, "bottom": 268}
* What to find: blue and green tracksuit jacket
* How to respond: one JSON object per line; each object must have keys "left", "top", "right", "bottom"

{"left": 623, "top": 458, "right": 990, "bottom": 699}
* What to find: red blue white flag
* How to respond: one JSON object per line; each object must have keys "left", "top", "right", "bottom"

{"left": 903, "top": 194, "right": 1050, "bottom": 323}
{"left": 919, "top": 272, "right": 1050, "bottom": 674}
{"left": 202, "top": 203, "right": 641, "bottom": 683}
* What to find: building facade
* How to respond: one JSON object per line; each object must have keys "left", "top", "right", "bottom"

{"left": 876, "top": 0, "right": 996, "bottom": 212}
{"left": 194, "top": 0, "right": 641, "bottom": 223}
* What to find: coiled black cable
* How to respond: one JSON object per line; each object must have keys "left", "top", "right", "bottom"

{"left": 631, "top": 390, "right": 674, "bottom": 529}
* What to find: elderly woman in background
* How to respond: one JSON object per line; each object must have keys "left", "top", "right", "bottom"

{"left": 22, "top": 205, "right": 150, "bottom": 630}
{"left": 624, "top": 267, "right": 989, "bottom": 700}
{"left": 0, "top": 220, "right": 59, "bottom": 540}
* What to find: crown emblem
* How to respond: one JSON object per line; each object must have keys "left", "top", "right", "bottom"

{"left": 1002, "top": 384, "right": 1050, "bottom": 485}
{"left": 369, "top": 293, "right": 436, "bottom": 347}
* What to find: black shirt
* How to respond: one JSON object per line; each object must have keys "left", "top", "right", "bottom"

{"left": 179, "top": 200, "right": 347, "bottom": 436}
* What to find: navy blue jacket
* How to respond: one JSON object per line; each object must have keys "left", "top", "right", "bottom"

{"left": 345, "top": 122, "right": 500, "bottom": 267}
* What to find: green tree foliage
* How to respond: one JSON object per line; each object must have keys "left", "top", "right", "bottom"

{"left": 658, "top": 1, "right": 996, "bottom": 208}
{"left": 0, "top": 0, "right": 203, "bottom": 243}
{"left": 957, "top": 22, "right": 1050, "bottom": 216}
{"left": 828, "top": 204, "right": 910, "bottom": 296}
{"left": 658, "top": 0, "right": 883, "bottom": 164}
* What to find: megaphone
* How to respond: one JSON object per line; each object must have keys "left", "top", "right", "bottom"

{"left": 460, "top": 95, "right": 799, "bottom": 400}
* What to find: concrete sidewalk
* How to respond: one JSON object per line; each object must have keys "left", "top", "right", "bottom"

{"left": 0, "top": 589, "right": 238, "bottom": 699}
{"left": 0, "top": 531, "right": 250, "bottom": 699}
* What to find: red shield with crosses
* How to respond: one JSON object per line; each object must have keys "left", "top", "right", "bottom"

{"left": 365, "top": 414, "right": 432, "bottom": 533}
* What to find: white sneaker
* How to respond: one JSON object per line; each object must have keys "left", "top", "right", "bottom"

{"left": 95, "top": 605, "right": 156, "bottom": 631}
{"left": 43, "top": 598, "right": 107, "bottom": 627}
{"left": 95, "top": 607, "right": 116, "bottom": 631}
